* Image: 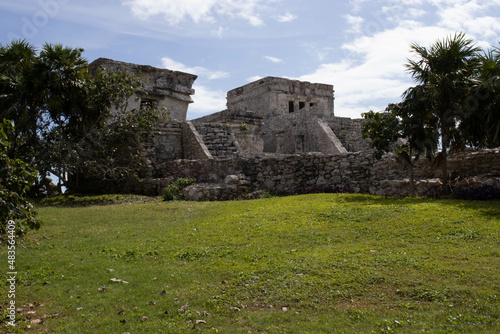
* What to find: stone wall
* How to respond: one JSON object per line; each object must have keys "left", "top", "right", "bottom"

{"left": 328, "top": 116, "right": 372, "bottom": 153}
{"left": 142, "top": 120, "right": 184, "bottom": 175}
{"left": 181, "top": 121, "right": 213, "bottom": 160}
{"left": 89, "top": 58, "right": 197, "bottom": 121}
{"left": 137, "top": 149, "right": 500, "bottom": 198}
{"left": 227, "top": 77, "right": 334, "bottom": 118}
{"left": 262, "top": 109, "right": 347, "bottom": 155}
{"left": 192, "top": 110, "right": 265, "bottom": 158}
{"left": 231, "top": 123, "right": 265, "bottom": 157}
{"left": 193, "top": 123, "right": 241, "bottom": 159}
{"left": 141, "top": 152, "right": 405, "bottom": 196}
{"left": 446, "top": 149, "right": 500, "bottom": 178}
{"left": 194, "top": 109, "right": 264, "bottom": 125}
{"left": 146, "top": 115, "right": 366, "bottom": 161}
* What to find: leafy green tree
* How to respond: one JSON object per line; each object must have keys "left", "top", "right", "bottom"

{"left": 362, "top": 110, "right": 400, "bottom": 160}
{"left": 65, "top": 103, "right": 168, "bottom": 193}
{"left": 0, "top": 119, "right": 41, "bottom": 237}
{"left": 463, "top": 46, "right": 500, "bottom": 147}
{"left": 37, "top": 62, "right": 143, "bottom": 193}
{"left": 363, "top": 87, "right": 438, "bottom": 196}
{"left": 0, "top": 40, "right": 165, "bottom": 195}
{"left": 38, "top": 44, "right": 88, "bottom": 192}
{"left": 0, "top": 40, "right": 89, "bottom": 193}
{"left": 365, "top": 34, "right": 500, "bottom": 195}
{"left": 405, "top": 32, "right": 481, "bottom": 188}
{"left": 0, "top": 40, "right": 42, "bottom": 162}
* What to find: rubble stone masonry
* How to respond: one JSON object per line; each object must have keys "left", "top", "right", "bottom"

{"left": 136, "top": 148, "right": 500, "bottom": 198}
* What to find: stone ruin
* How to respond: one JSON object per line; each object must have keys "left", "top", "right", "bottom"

{"left": 85, "top": 58, "right": 500, "bottom": 199}
{"left": 89, "top": 58, "right": 197, "bottom": 121}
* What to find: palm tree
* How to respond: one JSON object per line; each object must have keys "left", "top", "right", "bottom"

{"left": 405, "top": 32, "right": 481, "bottom": 189}
{"left": 0, "top": 40, "right": 44, "bottom": 159}
{"left": 465, "top": 47, "right": 500, "bottom": 147}
{"left": 1, "top": 41, "right": 91, "bottom": 193}
{"left": 37, "top": 43, "right": 88, "bottom": 192}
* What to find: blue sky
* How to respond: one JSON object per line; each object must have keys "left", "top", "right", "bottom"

{"left": 1, "top": 0, "right": 500, "bottom": 119}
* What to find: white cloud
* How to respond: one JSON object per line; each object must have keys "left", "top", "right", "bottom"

{"left": 122, "top": 0, "right": 271, "bottom": 26}
{"left": 464, "top": 16, "right": 500, "bottom": 39}
{"left": 435, "top": 0, "right": 500, "bottom": 39}
{"left": 299, "top": 23, "right": 452, "bottom": 118}
{"left": 187, "top": 84, "right": 227, "bottom": 118}
{"left": 161, "top": 57, "right": 228, "bottom": 117}
{"left": 349, "top": 0, "right": 369, "bottom": 13}
{"left": 407, "top": 8, "right": 426, "bottom": 18}
{"left": 161, "top": 57, "right": 229, "bottom": 80}
{"left": 345, "top": 14, "right": 364, "bottom": 34}
{"left": 297, "top": 0, "right": 500, "bottom": 118}
{"left": 265, "top": 56, "right": 283, "bottom": 63}
{"left": 393, "top": 0, "right": 425, "bottom": 5}
{"left": 275, "top": 12, "right": 297, "bottom": 23}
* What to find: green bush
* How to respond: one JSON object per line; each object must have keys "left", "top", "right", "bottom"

{"left": 0, "top": 120, "right": 41, "bottom": 237}
{"left": 162, "top": 178, "right": 196, "bottom": 201}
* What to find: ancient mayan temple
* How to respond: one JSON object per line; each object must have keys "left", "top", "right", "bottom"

{"left": 90, "top": 58, "right": 371, "bottom": 161}
{"left": 86, "top": 58, "right": 500, "bottom": 198}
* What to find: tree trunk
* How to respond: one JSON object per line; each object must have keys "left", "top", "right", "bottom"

{"left": 441, "top": 121, "right": 449, "bottom": 193}
{"left": 409, "top": 147, "right": 416, "bottom": 197}
{"left": 58, "top": 167, "right": 63, "bottom": 194}
{"left": 410, "top": 164, "right": 416, "bottom": 197}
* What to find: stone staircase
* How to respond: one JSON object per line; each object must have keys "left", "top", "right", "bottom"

{"left": 193, "top": 123, "right": 240, "bottom": 159}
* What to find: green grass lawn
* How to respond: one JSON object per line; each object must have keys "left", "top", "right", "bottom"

{"left": 1, "top": 194, "right": 500, "bottom": 333}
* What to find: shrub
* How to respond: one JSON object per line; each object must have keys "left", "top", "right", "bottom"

{"left": 162, "top": 178, "right": 196, "bottom": 201}
{"left": 453, "top": 184, "right": 500, "bottom": 201}
{"left": 0, "top": 120, "right": 41, "bottom": 237}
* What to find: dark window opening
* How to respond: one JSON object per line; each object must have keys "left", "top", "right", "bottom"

{"left": 310, "top": 103, "right": 316, "bottom": 107}
{"left": 299, "top": 102, "right": 306, "bottom": 110}
{"left": 289, "top": 101, "right": 295, "bottom": 113}
{"left": 140, "top": 98, "right": 157, "bottom": 110}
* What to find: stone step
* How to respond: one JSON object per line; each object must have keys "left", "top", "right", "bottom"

{"left": 194, "top": 123, "right": 240, "bottom": 159}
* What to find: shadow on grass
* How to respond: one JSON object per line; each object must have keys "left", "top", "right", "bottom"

{"left": 339, "top": 193, "right": 500, "bottom": 220}
{"left": 37, "top": 194, "right": 161, "bottom": 207}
